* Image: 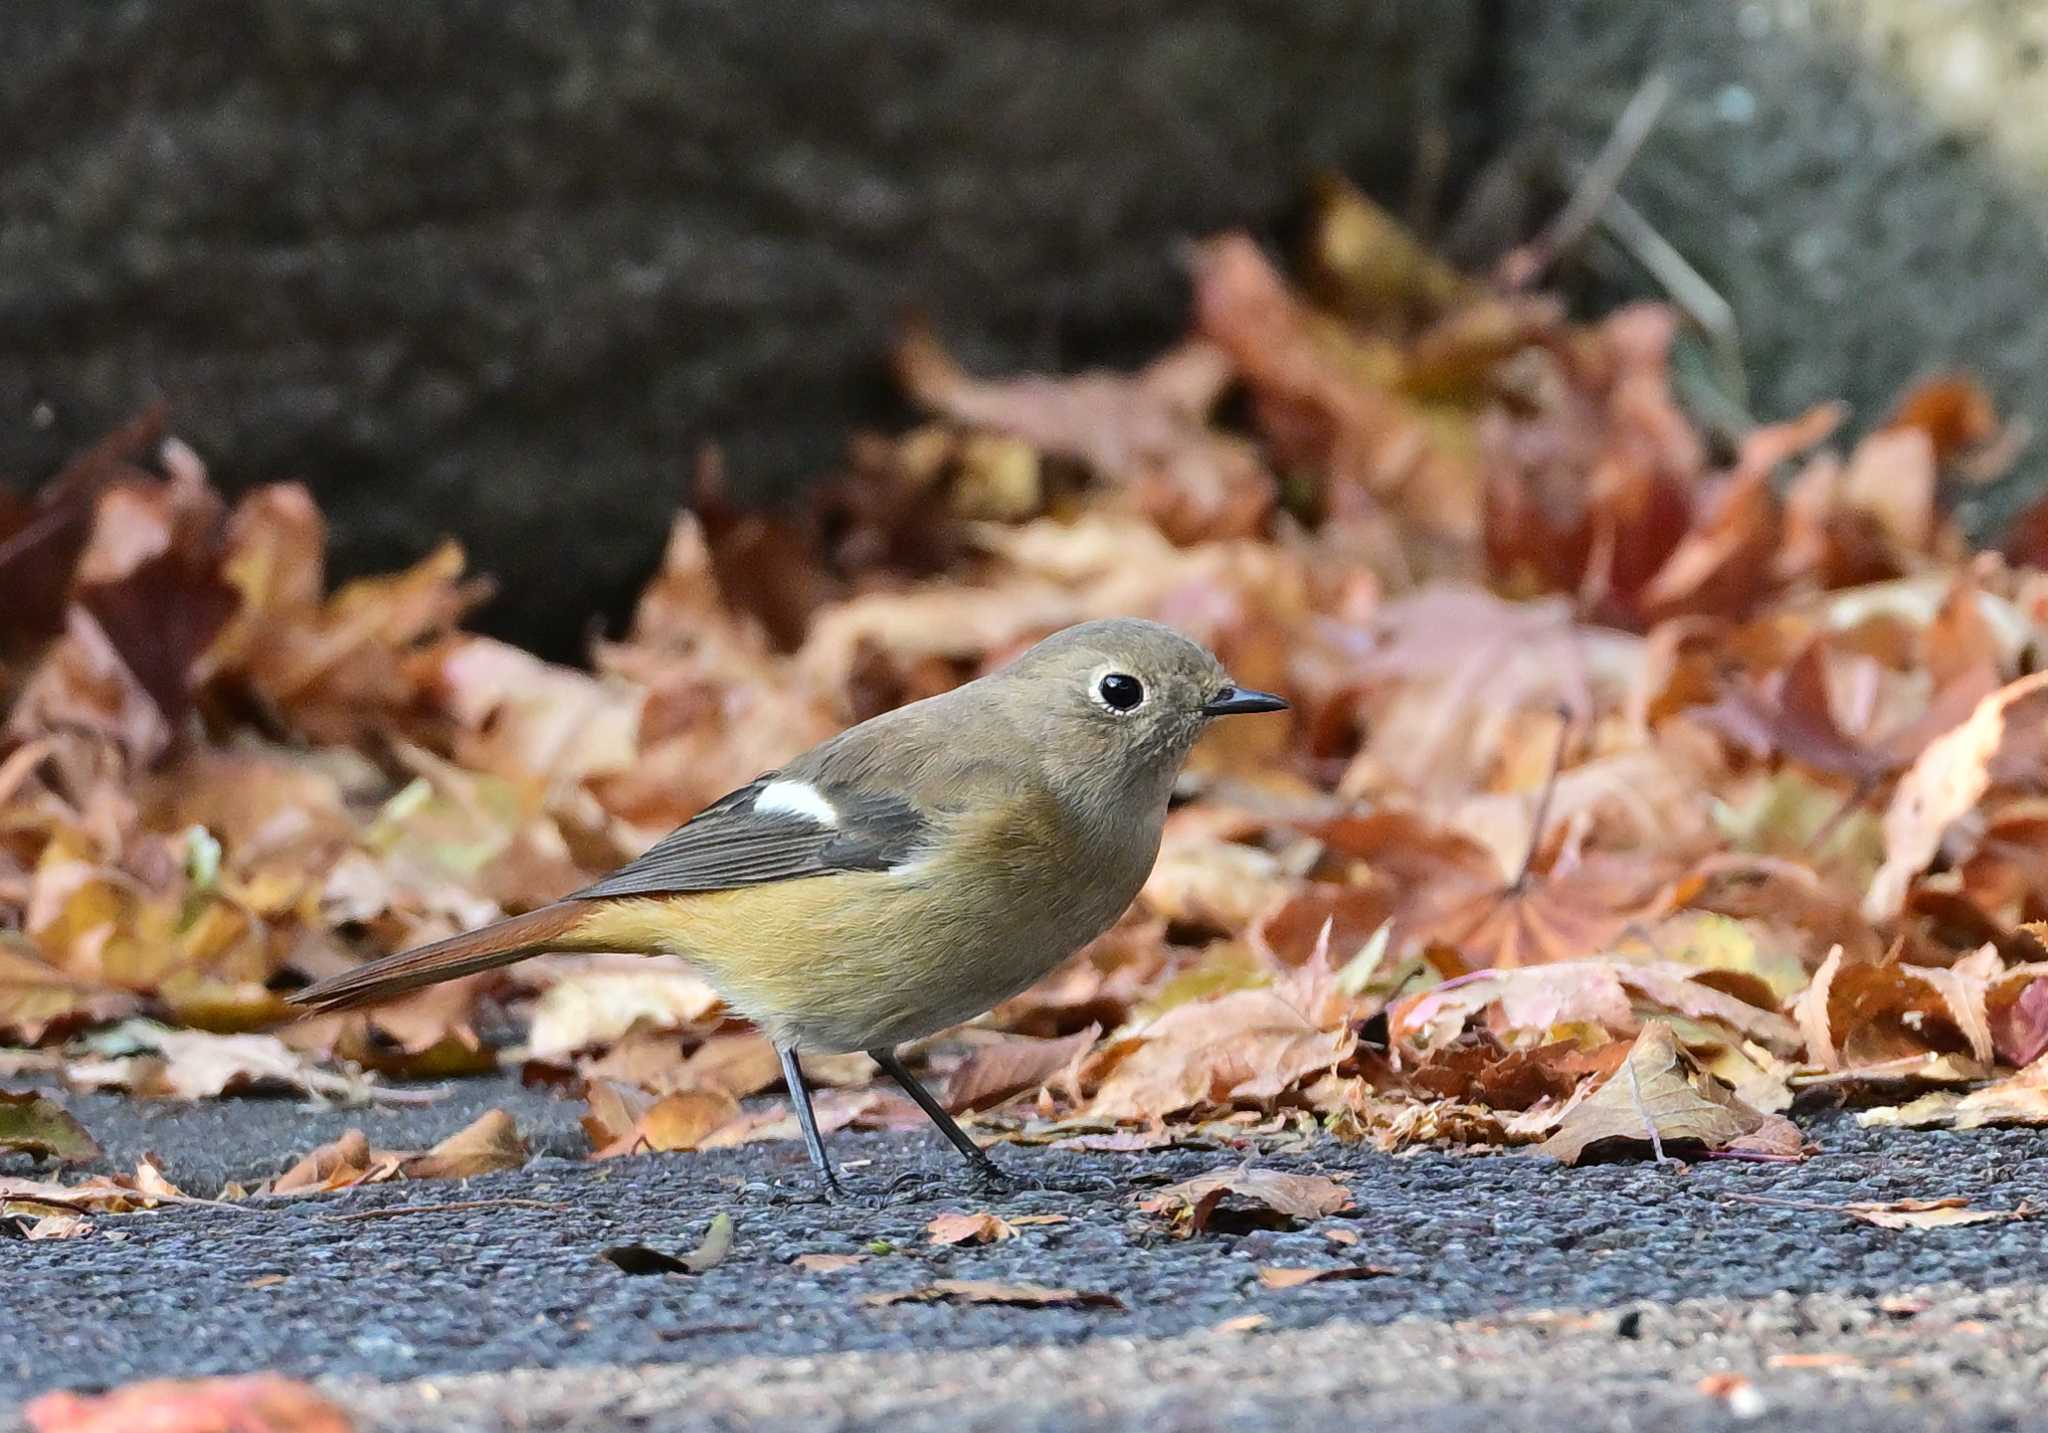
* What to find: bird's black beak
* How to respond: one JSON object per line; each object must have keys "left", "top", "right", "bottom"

{"left": 1201, "top": 684, "right": 1289, "bottom": 717}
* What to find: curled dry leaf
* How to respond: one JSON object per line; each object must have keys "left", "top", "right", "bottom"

{"left": 925, "top": 1211, "right": 1018, "bottom": 1246}
{"left": 270, "top": 1109, "right": 528, "bottom": 1194}
{"left": 1081, "top": 988, "right": 1354, "bottom": 1123}
{"left": 14, "top": 1212, "right": 94, "bottom": 1241}
{"left": 68, "top": 1024, "right": 382, "bottom": 1104}
{"left": 1858, "top": 1055, "right": 2048, "bottom": 1130}
{"left": 1, "top": 1157, "right": 194, "bottom": 1216}
{"left": 1866, "top": 672, "right": 2048, "bottom": 921}
{"left": 270, "top": 1130, "right": 402, "bottom": 1195}
{"left": 861, "top": 1279, "right": 1123, "bottom": 1310}
{"left": 398, "top": 1108, "right": 529, "bottom": 1181}
{"left": 1793, "top": 945, "right": 1999, "bottom": 1072}
{"left": 0, "top": 1090, "right": 101, "bottom": 1164}
{"left": 1393, "top": 959, "right": 1799, "bottom": 1055}
{"left": 524, "top": 968, "right": 724, "bottom": 1061}
{"left": 1844, "top": 1197, "right": 2034, "bottom": 1231}
{"left": 791, "top": 1252, "right": 869, "bottom": 1274}
{"left": 1536, "top": 1021, "right": 1767, "bottom": 1165}
{"left": 946, "top": 1025, "right": 1100, "bottom": 1113}
{"left": 1255, "top": 1264, "right": 1399, "bottom": 1290}
{"left": 0, "top": 940, "right": 140, "bottom": 1044}
{"left": 583, "top": 1082, "right": 743, "bottom": 1159}
{"left": 1138, "top": 1167, "right": 1353, "bottom": 1236}
{"left": 602, "top": 1212, "right": 735, "bottom": 1276}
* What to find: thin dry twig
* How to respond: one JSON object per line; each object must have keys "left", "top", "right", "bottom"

{"left": 1514, "top": 71, "right": 1674, "bottom": 284}
{"left": 1600, "top": 194, "right": 1748, "bottom": 411}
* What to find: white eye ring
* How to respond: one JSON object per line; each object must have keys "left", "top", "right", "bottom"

{"left": 1092, "top": 669, "right": 1146, "bottom": 714}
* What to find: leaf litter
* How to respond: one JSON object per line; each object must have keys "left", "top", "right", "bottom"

{"left": 4, "top": 178, "right": 2048, "bottom": 1196}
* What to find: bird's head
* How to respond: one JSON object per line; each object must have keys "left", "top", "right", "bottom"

{"left": 1000, "top": 617, "right": 1287, "bottom": 793}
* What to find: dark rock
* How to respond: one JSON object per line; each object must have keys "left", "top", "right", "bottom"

{"left": 0, "top": 0, "right": 1481, "bottom": 654}
{"left": 1492, "top": 2, "right": 2048, "bottom": 535}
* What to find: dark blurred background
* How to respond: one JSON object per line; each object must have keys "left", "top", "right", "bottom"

{"left": 4, "top": 1, "right": 2044, "bottom": 655}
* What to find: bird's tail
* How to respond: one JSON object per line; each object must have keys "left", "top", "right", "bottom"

{"left": 288, "top": 902, "right": 593, "bottom": 1014}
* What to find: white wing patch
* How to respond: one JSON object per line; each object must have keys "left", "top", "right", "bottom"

{"left": 753, "top": 779, "right": 840, "bottom": 828}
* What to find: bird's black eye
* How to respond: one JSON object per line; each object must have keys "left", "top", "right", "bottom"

{"left": 1097, "top": 673, "right": 1145, "bottom": 711}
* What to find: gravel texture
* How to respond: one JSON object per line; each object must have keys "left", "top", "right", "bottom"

{"left": 7, "top": 1074, "right": 2048, "bottom": 1425}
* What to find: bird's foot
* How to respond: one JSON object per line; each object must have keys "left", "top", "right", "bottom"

{"left": 736, "top": 1174, "right": 887, "bottom": 1210}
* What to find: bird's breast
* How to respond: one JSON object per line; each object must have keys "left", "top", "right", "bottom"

{"left": 580, "top": 792, "right": 1162, "bottom": 1053}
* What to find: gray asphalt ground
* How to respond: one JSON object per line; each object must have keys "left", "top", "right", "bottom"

{"left": 8, "top": 1076, "right": 2048, "bottom": 1429}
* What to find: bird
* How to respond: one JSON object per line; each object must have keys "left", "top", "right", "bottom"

{"left": 289, "top": 617, "right": 1288, "bottom": 1195}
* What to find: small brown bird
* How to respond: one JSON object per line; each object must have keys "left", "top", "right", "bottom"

{"left": 291, "top": 618, "right": 1286, "bottom": 1194}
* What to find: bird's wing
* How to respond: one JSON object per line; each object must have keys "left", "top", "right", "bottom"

{"left": 570, "top": 771, "right": 932, "bottom": 900}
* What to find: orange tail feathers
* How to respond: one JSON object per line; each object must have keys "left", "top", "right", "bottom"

{"left": 288, "top": 902, "right": 593, "bottom": 1014}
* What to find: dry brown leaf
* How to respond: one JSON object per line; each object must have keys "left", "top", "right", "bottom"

{"left": 0, "top": 939, "right": 140, "bottom": 1043}
{"left": 791, "top": 1252, "right": 869, "bottom": 1273}
{"left": 1138, "top": 1167, "right": 1353, "bottom": 1236}
{"left": 0, "top": 1090, "right": 100, "bottom": 1164}
{"left": 1255, "top": 1263, "right": 1398, "bottom": 1289}
{"left": 585, "top": 1084, "right": 742, "bottom": 1159}
{"left": 16, "top": 1212, "right": 94, "bottom": 1240}
{"left": 1867, "top": 672, "right": 2048, "bottom": 920}
{"left": 926, "top": 1211, "right": 1018, "bottom": 1246}
{"left": 861, "top": 1280, "right": 1123, "bottom": 1310}
{"left": 1082, "top": 988, "right": 1353, "bottom": 1122}
{"left": 1794, "top": 944, "right": 1999, "bottom": 1072}
{"left": 525, "top": 968, "right": 724, "bottom": 1061}
{"left": 1860, "top": 1057, "right": 2048, "bottom": 1130}
{"left": 1393, "top": 959, "right": 1798, "bottom": 1054}
{"left": 270, "top": 1129, "right": 402, "bottom": 1195}
{"left": 1, "top": 1157, "right": 198, "bottom": 1216}
{"left": 1536, "top": 1021, "right": 1766, "bottom": 1165}
{"left": 946, "top": 1026, "right": 1100, "bottom": 1113}
{"left": 399, "top": 1109, "right": 529, "bottom": 1181}
{"left": 24, "top": 1374, "right": 356, "bottom": 1433}
{"left": 1844, "top": 1197, "right": 2033, "bottom": 1230}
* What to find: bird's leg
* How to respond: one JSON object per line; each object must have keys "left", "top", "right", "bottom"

{"left": 777, "top": 1044, "right": 845, "bottom": 1200}
{"left": 868, "top": 1046, "right": 1012, "bottom": 1192}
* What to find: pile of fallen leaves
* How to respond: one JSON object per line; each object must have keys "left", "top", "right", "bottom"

{"left": 10, "top": 179, "right": 2048, "bottom": 1195}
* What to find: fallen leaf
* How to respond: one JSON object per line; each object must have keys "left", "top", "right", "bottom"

{"left": 1793, "top": 944, "right": 1999, "bottom": 1072}
{"left": 1844, "top": 1197, "right": 2034, "bottom": 1231}
{"left": 1255, "top": 1263, "right": 1399, "bottom": 1289}
{"left": 946, "top": 1025, "right": 1100, "bottom": 1113}
{"left": 24, "top": 1374, "right": 355, "bottom": 1433}
{"left": 861, "top": 1279, "right": 1123, "bottom": 1310}
{"left": 0, "top": 1090, "right": 100, "bottom": 1164}
{"left": 1138, "top": 1167, "right": 1353, "bottom": 1236}
{"left": 0, "top": 939, "right": 140, "bottom": 1043}
{"left": 525, "top": 968, "right": 725, "bottom": 1061}
{"left": 925, "top": 1211, "right": 1018, "bottom": 1246}
{"left": 1866, "top": 672, "right": 2048, "bottom": 920}
{"left": 1536, "top": 1021, "right": 1766, "bottom": 1165}
{"left": 1082, "top": 988, "right": 1354, "bottom": 1122}
{"left": 586, "top": 1086, "right": 743, "bottom": 1159}
{"left": 2, "top": 1156, "right": 202, "bottom": 1218}
{"left": 791, "top": 1252, "right": 869, "bottom": 1273}
{"left": 14, "top": 1212, "right": 94, "bottom": 1240}
{"left": 67, "top": 1022, "right": 379, "bottom": 1103}
{"left": 1393, "top": 958, "right": 1799, "bottom": 1054}
{"left": 600, "top": 1212, "right": 735, "bottom": 1276}
{"left": 398, "top": 1109, "right": 529, "bottom": 1181}
{"left": 270, "top": 1130, "right": 402, "bottom": 1196}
